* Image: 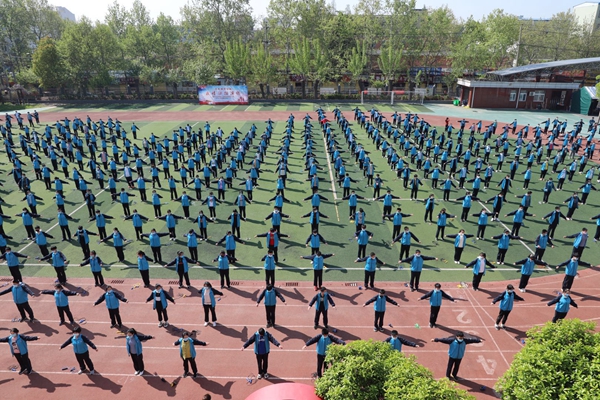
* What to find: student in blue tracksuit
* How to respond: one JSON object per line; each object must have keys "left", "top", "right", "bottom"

{"left": 465, "top": 252, "right": 495, "bottom": 291}
{"left": 0, "top": 327, "right": 39, "bottom": 374}
{"left": 393, "top": 226, "right": 421, "bottom": 260}
{"left": 38, "top": 246, "right": 68, "bottom": 284}
{"left": 94, "top": 285, "right": 128, "bottom": 329}
{"left": 300, "top": 251, "right": 335, "bottom": 291}
{"left": 256, "top": 284, "right": 286, "bottom": 327}
{"left": 199, "top": 281, "right": 223, "bottom": 327}
{"left": 399, "top": 249, "right": 438, "bottom": 291}
{"left": 100, "top": 228, "right": 128, "bottom": 262}
{"left": 174, "top": 330, "right": 208, "bottom": 378}
{"left": 491, "top": 229, "right": 521, "bottom": 264}
{"left": 355, "top": 252, "right": 385, "bottom": 289}
{"left": 555, "top": 255, "right": 590, "bottom": 291}
{"left": 432, "top": 331, "right": 482, "bottom": 380}
{"left": 80, "top": 250, "right": 105, "bottom": 287}
{"left": 363, "top": 289, "right": 398, "bottom": 332}
{"left": 242, "top": 327, "right": 282, "bottom": 380}
{"left": 419, "top": 283, "right": 455, "bottom": 327}
{"left": 0, "top": 247, "right": 29, "bottom": 282}
{"left": 145, "top": 284, "right": 176, "bottom": 327}
{"left": 261, "top": 250, "right": 278, "bottom": 286}
{"left": 308, "top": 287, "right": 336, "bottom": 329}
{"left": 514, "top": 254, "right": 548, "bottom": 292}
{"left": 59, "top": 326, "right": 97, "bottom": 375}
{"left": 0, "top": 281, "right": 35, "bottom": 321}
{"left": 90, "top": 209, "right": 113, "bottom": 240}
{"left": 303, "top": 328, "right": 346, "bottom": 378}
{"left": 123, "top": 328, "right": 153, "bottom": 376}
{"left": 563, "top": 228, "right": 589, "bottom": 259}
{"left": 136, "top": 250, "right": 154, "bottom": 288}
{"left": 40, "top": 283, "right": 78, "bottom": 325}
{"left": 383, "top": 330, "right": 420, "bottom": 352}
{"left": 215, "top": 230, "right": 245, "bottom": 260}
{"left": 124, "top": 209, "right": 149, "bottom": 240}
{"left": 547, "top": 288, "right": 578, "bottom": 323}
{"left": 491, "top": 284, "right": 524, "bottom": 329}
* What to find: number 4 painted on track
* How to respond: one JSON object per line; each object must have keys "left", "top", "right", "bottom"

{"left": 476, "top": 355, "right": 497, "bottom": 375}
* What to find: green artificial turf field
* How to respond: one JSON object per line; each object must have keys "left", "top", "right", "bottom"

{"left": 0, "top": 103, "right": 596, "bottom": 288}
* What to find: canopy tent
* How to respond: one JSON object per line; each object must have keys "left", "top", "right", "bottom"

{"left": 571, "top": 86, "right": 599, "bottom": 116}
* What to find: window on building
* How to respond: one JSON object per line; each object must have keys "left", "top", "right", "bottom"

{"left": 509, "top": 90, "right": 517, "bottom": 101}
{"left": 533, "top": 91, "right": 545, "bottom": 102}
{"left": 518, "top": 92, "right": 527, "bottom": 102}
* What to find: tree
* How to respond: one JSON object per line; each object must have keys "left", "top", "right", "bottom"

{"left": 154, "top": 14, "right": 181, "bottom": 69}
{"left": 25, "top": 0, "right": 64, "bottom": 42}
{"left": 32, "top": 37, "right": 66, "bottom": 89}
{"left": 482, "top": 9, "right": 520, "bottom": 70}
{"left": 251, "top": 43, "right": 276, "bottom": 98}
{"left": 0, "top": 0, "right": 34, "bottom": 73}
{"left": 316, "top": 340, "right": 473, "bottom": 400}
{"left": 180, "top": 0, "right": 254, "bottom": 70}
{"left": 378, "top": 39, "right": 402, "bottom": 90}
{"left": 224, "top": 39, "right": 251, "bottom": 84}
{"left": 451, "top": 18, "right": 488, "bottom": 78}
{"left": 347, "top": 40, "right": 368, "bottom": 92}
{"left": 496, "top": 319, "right": 600, "bottom": 399}
{"left": 289, "top": 37, "right": 312, "bottom": 97}
{"left": 310, "top": 39, "right": 329, "bottom": 98}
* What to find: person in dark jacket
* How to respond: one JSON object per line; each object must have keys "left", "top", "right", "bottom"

{"left": 256, "top": 285, "right": 286, "bottom": 328}
{"left": 93, "top": 285, "right": 128, "bottom": 329}
{"left": 174, "top": 330, "right": 208, "bottom": 378}
{"left": 491, "top": 284, "right": 524, "bottom": 329}
{"left": 0, "top": 327, "right": 39, "bottom": 374}
{"left": 303, "top": 328, "right": 346, "bottom": 378}
{"left": 59, "top": 326, "right": 98, "bottom": 375}
{"left": 40, "top": 283, "right": 78, "bottom": 325}
{"left": 431, "top": 331, "right": 482, "bottom": 380}
{"left": 418, "top": 283, "right": 456, "bottom": 328}
{"left": 165, "top": 251, "right": 199, "bottom": 288}
{"left": 242, "top": 327, "right": 283, "bottom": 379}
{"left": 123, "top": 328, "right": 153, "bottom": 376}
{"left": 145, "top": 284, "right": 176, "bottom": 328}
{"left": 363, "top": 289, "right": 399, "bottom": 332}
{"left": 308, "top": 287, "right": 336, "bottom": 329}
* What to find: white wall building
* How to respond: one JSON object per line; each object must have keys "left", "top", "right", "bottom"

{"left": 573, "top": 2, "right": 600, "bottom": 32}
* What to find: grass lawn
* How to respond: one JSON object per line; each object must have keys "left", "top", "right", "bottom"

{"left": 1, "top": 103, "right": 597, "bottom": 288}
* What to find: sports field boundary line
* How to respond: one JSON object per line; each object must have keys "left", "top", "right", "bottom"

{"left": 320, "top": 128, "right": 341, "bottom": 221}
{"left": 463, "top": 287, "right": 512, "bottom": 368}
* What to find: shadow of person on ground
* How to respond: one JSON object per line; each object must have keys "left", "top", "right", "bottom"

{"left": 142, "top": 373, "right": 178, "bottom": 396}
{"left": 83, "top": 373, "right": 123, "bottom": 394}
{"left": 195, "top": 378, "right": 234, "bottom": 399}
{"left": 273, "top": 325, "right": 312, "bottom": 343}
{"left": 213, "top": 325, "right": 248, "bottom": 342}
{"left": 23, "top": 373, "right": 71, "bottom": 392}
{"left": 227, "top": 286, "right": 259, "bottom": 302}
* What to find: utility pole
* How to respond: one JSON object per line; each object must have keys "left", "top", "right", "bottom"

{"left": 514, "top": 24, "right": 523, "bottom": 68}
{"left": 262, "top": 19, "right": 270, "bottom": 97}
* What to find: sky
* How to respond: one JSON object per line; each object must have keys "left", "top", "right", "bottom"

{"left": 49, "top": 0, "right": 578, "bottom": 23}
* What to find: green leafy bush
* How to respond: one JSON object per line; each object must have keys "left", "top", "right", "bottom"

{"left": 315, "top": 339, "right": 473, "bottom": 400}
{"left": 496, "top": 319, "right": 600, "bottom": 399}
